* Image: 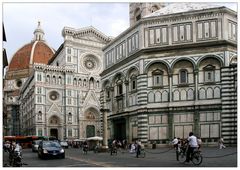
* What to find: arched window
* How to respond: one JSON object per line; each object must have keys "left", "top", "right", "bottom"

{"left": 46, "top": 75, "right": 50, "bottom": 83}
{"left": 116, "top": 80, "right": 123, "bottom": 95}
{"left": 38, "top": 111, "right": 42, "bottom": 121}
{"left": 96, "top": 80, "right": 100, "bottom": 88}
{"left": 130, "top": 75, "right": 137, "bottom": 91}
{"left": 204, "top": 65, "right": 215, "bottom": 82}
{"left": 58, "top": 76, "right": 62, "bottom": 85}
{"left": 78, "top": 79, "right": 82, "bottom": 86}
{"left": 105, "top": 87, "right": 111, "bottom": 99}
{"left": 179, "top": 69, "right": 188, "bottom": 84}
{"left": 73, "top": 78, "right": 77, "bottom": 86}
{"left": 152, "top": 69, "right": 163, "bottom": 86}
{"left": 52, "top": 75, "right": 56, "bottom": 84}
{"left": 89, "top": 77, "right": 94, "bottom": 89}
{"left": 68, "top": 113, "right": 72, "bottom": 122}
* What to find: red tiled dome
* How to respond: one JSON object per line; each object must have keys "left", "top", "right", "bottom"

{"left": 8, "top": 41, "right": 54, "bottom": 71}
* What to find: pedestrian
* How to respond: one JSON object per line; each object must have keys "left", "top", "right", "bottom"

{"left": 172, "top": 137, "right": 179, "bottom": 161}
{"left": 218, "top": 137, "right": 226, "bottom": 149}
{"left": 197, "top": 136, "right": 202, "bottom": 151}
{"left": 136, "top": 140, "right": 142, "bottom": 158}
{"left": 129, "top": 142, "right": 136, "bottom": 153}
{"left": 185, "top": 132, "right": 198, "bottom": 163}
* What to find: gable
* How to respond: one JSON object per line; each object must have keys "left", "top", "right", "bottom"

{"left": 63, "top": 26, "right": 111, "bottom": 44}
{"left": 82, "top": 90, "right": 100, "bottom": 108}
{"left": 47, "top": 103, "right": 62, "bottom": 115}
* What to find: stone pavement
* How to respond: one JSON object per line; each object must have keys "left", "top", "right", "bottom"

{"left": 2, "top": 146, "right": 237, "bottom": 167}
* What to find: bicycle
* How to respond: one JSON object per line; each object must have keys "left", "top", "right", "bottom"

{"left": 110, "top": 146, "right": 117, "bottom": 156}
{"left": 178, "top": 147, "right": 203, "bottom": 165}
{"left": 83, "top": 146, "right": 88, "bottom": 154}
{"left": 137, "top": 148, "right": 146, "bottom": 158}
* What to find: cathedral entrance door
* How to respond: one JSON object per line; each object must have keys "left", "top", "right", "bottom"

{"left": 50, "top": 128, "right": 58, "bottom": 139}
{"left": 86, "top": 125, "right": 95, "bottom": 138}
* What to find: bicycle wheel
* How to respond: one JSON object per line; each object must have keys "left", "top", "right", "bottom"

{"left": 192, "top": 152, "right": 203, "bottom": 165}
{"left": 178, "top": 151, "right": 186, "bottom": 163}
{"left": 141, "top": 151, "right": 146, "bottom": 158}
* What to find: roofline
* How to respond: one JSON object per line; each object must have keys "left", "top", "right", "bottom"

{"left": 103, "top": 6, "right": 236, "bottom": 51}
{"left": 48, "top": 43, "right": 64, "bottom": 65}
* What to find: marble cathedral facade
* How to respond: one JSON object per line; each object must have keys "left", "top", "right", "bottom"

{"left": 19, "top": 26, "right": 111, "bottom": 140}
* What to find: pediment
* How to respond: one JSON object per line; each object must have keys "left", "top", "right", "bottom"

{"left": 63, "top": 26, "right": 111, "bottom": 44}
{"left": 80, "top": 34, "right": 105, "bottom": 43}
{"left": 47, "top": 103, "right": 61, "bottom": 115}
{"left": 83, "top": 90, "right": 100, "bottom": 108}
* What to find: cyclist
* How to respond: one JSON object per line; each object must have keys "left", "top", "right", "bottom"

{"left": 185, "top": 132, "right": 198, "bottom": 163}
{"left": 136, "top": 140, "right": 142, "bottom": 158}
{"left": 83, "top": 141, "right": 88, "bottom": 154}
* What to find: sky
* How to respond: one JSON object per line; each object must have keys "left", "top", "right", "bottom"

{"left": 2, "top": 1, "right": 238, "bottom": 63}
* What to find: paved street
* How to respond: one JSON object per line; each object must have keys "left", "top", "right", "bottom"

{"left": 3, "top": 146, "right": 237, "bottom": 167}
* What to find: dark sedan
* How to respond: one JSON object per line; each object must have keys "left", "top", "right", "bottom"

{"left": 38, "top": 141, "right": 65, "bottom": 159}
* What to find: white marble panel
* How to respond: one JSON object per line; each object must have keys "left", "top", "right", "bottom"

{"left": 155, "top": 116, "right": 161, "bottom": 124}
{"left": 162, "top": 115, "right": 168, "bottom": 123}
{"left": 149, "top": 116, "right": 155, "bottom": 124}
{"left": 214, "top": 87, "right": 220, "bottom": 98}
{"left": 210, "top": 124, "right": 219, "bottom": 138}
{"left": 159, "top": 126, "right": 167, "bottom": 139}
{"left": 181, "top": 90, "right": 187, "bottom": 101}
{"left": 201, "top": 125, "right": 209, "bottom": 138}
{"left": 162, "top": 91, "right": 168, "bottom": 102}
{"left": 174, "top": 126, "right": 183, "bottom": 138}
{"left": 155, "top": 91, "right": 161, "bottom": 102}
{"left": 184, "top": 125, "right": 192, "bottom": 138}
{"left": 149, "top": 127, "right": 158, "bottom": 140}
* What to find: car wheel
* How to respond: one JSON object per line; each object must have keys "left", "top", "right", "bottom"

{"left": 61, "top": 154, "right": 65, "bottom": 159}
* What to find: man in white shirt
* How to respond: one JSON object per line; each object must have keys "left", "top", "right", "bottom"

{"left": 185, "top": 132, "right": 198, "bottom": 162}
{"left": 172, "top": 137, "right": 179, "bottom": 161}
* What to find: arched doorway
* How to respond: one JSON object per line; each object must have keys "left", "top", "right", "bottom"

{"left": 86, "top": 125, "right": 95, "bottom": 138}
{"left": 113, "top": 118, "right": 126, "bottom": 140}
{"left": 50, "top": 129, "right": 58, "bottom": 139}
{"left": 49, "top": 115, "right": 60, "bottom": 139}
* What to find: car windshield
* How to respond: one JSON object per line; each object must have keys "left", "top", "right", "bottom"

{"left": 43, "top": 141, "right": 60, "bottom": 148}
{"left": 34, "top": 140, "right": 41, "bottom": 144}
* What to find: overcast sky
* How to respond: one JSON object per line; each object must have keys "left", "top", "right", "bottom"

{"left": 2, "top": 2, "right": 238, "bottom": 63}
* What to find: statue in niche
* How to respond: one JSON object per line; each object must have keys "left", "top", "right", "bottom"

{"left": 86, "top": 112, "right": 95, "bottom": 119}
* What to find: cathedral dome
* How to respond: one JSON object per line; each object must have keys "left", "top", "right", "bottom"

{"left": 8, "top": 22, "right": 55, "bottom": 72}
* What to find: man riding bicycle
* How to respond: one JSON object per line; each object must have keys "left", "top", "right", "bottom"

{"left": 185, "top": 132, "right": 198, "bottom": 163}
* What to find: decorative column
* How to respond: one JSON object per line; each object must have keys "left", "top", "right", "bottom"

{"left": 100, "top": 107, "right": 110, "bottom": 151}
{"left": 169, "top": 72, "right": 173, "bottom": 102}
{"left": 193, "top": 69, "right": 199, "bottom": 134}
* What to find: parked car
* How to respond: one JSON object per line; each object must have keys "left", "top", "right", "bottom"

{"left": 32, "top": 140, "right": 41, "bottom": 152}
{"left": 38, "top": 141, "right": 65, "bottom": 159}
{"left": 60, "top": 141, "right": 69, "bottom": 149}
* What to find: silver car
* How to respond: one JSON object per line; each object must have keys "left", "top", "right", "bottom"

{"left": 32, "top": 140, "right": 41, "bottom": 152}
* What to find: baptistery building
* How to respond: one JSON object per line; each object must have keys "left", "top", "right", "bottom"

{"left": 19, "top": 26, "right": 111, "bottom": 140}
{"left": 100, "top": 3, "right": 237, "bottom": 146}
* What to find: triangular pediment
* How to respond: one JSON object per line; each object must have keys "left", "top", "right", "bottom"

{"left": 47, "top": 103, "right": 61, "bottom": 115}
{"left": 63, "top": 26, "right": 112, "bottom": 44}
{"left": 83, "top": 90, "right": 100, "bottom": 108}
